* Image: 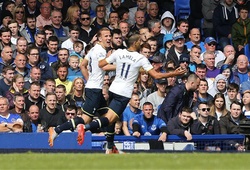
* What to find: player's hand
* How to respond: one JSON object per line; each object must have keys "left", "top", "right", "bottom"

{"left": 184, "top": 130, "right": 192, "bottom": 141}
{"left": 158, "top": 132, "right": 167, "bottom": 142}
{"left": 132, "top": 131, "right": 141, "bottom": 137}
{"left": 174, "top": 67, "right": 187, "bottom": 76}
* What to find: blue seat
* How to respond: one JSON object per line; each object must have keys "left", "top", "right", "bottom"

{"left": 244, "top": 44, "right": 250, "bottom": 61}
{"left": 174, "top": 0, "right": 190, "bottom": 21}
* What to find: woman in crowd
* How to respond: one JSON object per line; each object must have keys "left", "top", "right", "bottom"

{"left": 63, "top": 5, "right": 81, "bottom": 27}
{"left": 220, "top": 64, "right": 240, "bottom": 85}
{"left": 6, "top": 74, "right": 28, "bottom": 109}
{"left": 209, "top": 93, "right": 229, "bottom": 121}
{"left": 13, "top": 4, "right": 26, "bottom": 29}
{"left": 242, "top": 90, "right": 250, "bottom": 119}
{"left": 67, "top": 77, "right": 85, "bottom": 108}
{"left": 137, "top": 67, "right": 153, "bottom": 106}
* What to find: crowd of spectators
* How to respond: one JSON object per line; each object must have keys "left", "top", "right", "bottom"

{"left": 0, "top": 0, "right": 250, "bottom": 151}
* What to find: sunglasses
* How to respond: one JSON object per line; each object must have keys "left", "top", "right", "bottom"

{"left": 66, "top": 112, "right": 75, "bottom": 116}
{"left": 16, "top": 11, "right": 24, "bottom": 14}
{"left": 207, "top": 43, "right": 216, "bottom": 46}
{"left": 200, "top": 108, "right": 210, "bottom": 112}
{"left": 81, "top": 17, "right": 90, "bottom": 21}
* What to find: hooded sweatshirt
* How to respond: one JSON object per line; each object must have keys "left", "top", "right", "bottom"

{"left": 213, "top": 1, "right": 238, "bottom": 37}
{"left": 207, "top": 74, "right": 228, "bottom": 97}
{"left": 160, "top": 11, "right": 176, "bottom": 34}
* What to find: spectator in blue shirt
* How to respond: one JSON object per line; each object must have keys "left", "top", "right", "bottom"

{"left": 67, "top": 55, "right": 85, "bottom": 82}
{"left": 132, "top": 101, "right": 167, "bottom": 142}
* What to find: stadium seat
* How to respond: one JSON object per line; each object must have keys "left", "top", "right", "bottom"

{"left": 174, "top": 0, "right": 190, "bottom": 21}
{"left": 244, "top": 44, "right": 250, "bottom": 61}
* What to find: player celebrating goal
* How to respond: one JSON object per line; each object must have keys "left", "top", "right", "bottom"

{"left": 48, "top": 27, "right": 115, "bottom": 147}
{"left": 77, "top": 34, "right": 186, "bottom": 154}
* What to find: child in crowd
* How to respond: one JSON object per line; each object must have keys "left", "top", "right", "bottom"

{"left": 67, "top": 55, "right": 85, "bottom": 82}
{"left": 72, "top": 40, "right": 84, "bottom": 62}
{"left": 160, "top": 33, "right": 173, "bottom": 57}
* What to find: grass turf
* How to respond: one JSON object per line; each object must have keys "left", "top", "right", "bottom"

{"left": 1, "top": 153, "right": 250, "bottom": 169}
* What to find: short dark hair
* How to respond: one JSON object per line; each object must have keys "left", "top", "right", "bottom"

{"left": 69, "top": 25, "right": 80, "bottom": 32}
{"left": 196, "top": 63, "right": 207, "bottom": 70}
{"left": 35, "top": 30, "right": 46, "bottom": 36}
{"left": 227, "top": 83, "right": 239, "bottom": 92}
{"left": 2, "top": 65, "right": 14, "bottom": 74}
{"left": 181, "top": 107, "right": 192, "bottom": 113}
{"left": 230, "top": 100, "right": 242, "bottom": 109}
{"left": 44, "top": 25, "right": 55, "bottom": 33}
{"left": 56, "top": 84, "right": 66, "bottom": 92}
{"left": 30, "top": 81, "right": 41, "bottom": 88}
{"left": 177, "top": 18, "right": 189, "bottom": 27}
{"left": 0, "top": 27, "right": 11, "bottom": 36}
{"left": 27, "top": 45, "right": 39, "bottom": 55}
{"left": 111, "top": 29, "right": 122, "bottom": 36}
{"left": 143, "top": 101, "right": 153, "bottom": 107}
{"left": 239, "top": 5, "right": 249, "bottom": 12}
{"left": 66, "top": 105, "right": 77, "bottom": 112}
{"left": 48, "top": 35, "right": 59, "bottom": 43}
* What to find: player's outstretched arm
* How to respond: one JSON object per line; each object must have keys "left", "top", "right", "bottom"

{"left": 148, "top": 67, "right": 187, "bottom": 79}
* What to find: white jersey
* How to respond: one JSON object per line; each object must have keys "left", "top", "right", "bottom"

{"left": 85, "top": 43, "right": 106, "bottom": 89}
{"left": 106, "top": 49, "right": 153, "bottom": 98}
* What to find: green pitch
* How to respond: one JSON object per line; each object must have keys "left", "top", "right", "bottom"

{"left": 1, "top": 153, "right": 250, "bottom": 169}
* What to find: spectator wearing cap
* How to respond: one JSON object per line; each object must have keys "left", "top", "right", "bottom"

{"left": 213, "top": 0, "right": 238, "bottom": 50}
{"left": 166, "top": 31, "right": 189, "bottom": 67}
{"left": 146, "top": 78, "right": 167, "bottom": 115}
{"left": 185, "top": 28, "right": 206, "bottom": 53}
{"left": 0, "top": 10, "right": 13, "bottom": 29}
{"left": 150, "top": 55, "right": 164, "bottom": 73}
{"left": 200, "top": 37, "right": 225, "bottom": 66}
{"left": 176, "top": 54, "right": 192, "bottom": 84}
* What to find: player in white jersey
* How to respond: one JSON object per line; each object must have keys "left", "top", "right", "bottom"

{"left": 48, "top": 27, "right": 115, "bottom": 147}
{"left": 77, "top": 34, "right": 187, "bottom": 153}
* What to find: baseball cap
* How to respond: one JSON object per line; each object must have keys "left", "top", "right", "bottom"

{"left": 156, "top": 78, "right": 167, "bottom": 84}
{"left": 179, "top": 54, "right": 190, "bottom": 63}
{"left": 149, "top": 55, "right": 163, "bottom": 63}
{"left": 204, "top": 37, "right": 217, "bottom": 44}
{"left": 172, "top": 32, "right": 184, "bottom": 41}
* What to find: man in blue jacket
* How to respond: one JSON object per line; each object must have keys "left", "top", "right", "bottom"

{"left": 132, "top": 102, "right": 167, "bottom": 142}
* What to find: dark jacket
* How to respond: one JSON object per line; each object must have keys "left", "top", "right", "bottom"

{"left": 198, "top": 115, "right": 220, "bottom": 134}
{"left": 166, "top": 45, "right": 189, "bottom": 67}
{"left": 79, "top": 26, "right": 98, "bottom": 44}
{"left": 212, "top": 2, "right": 238, "bottom": 38}
{"left": 219, "top": 113, "right": 248, "bottom": 135}
{"left": 167, "top": 116, "right": 201, "bottom": 136}
{"left": 157, "top": 83, "right": 194, "bottom": 123}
